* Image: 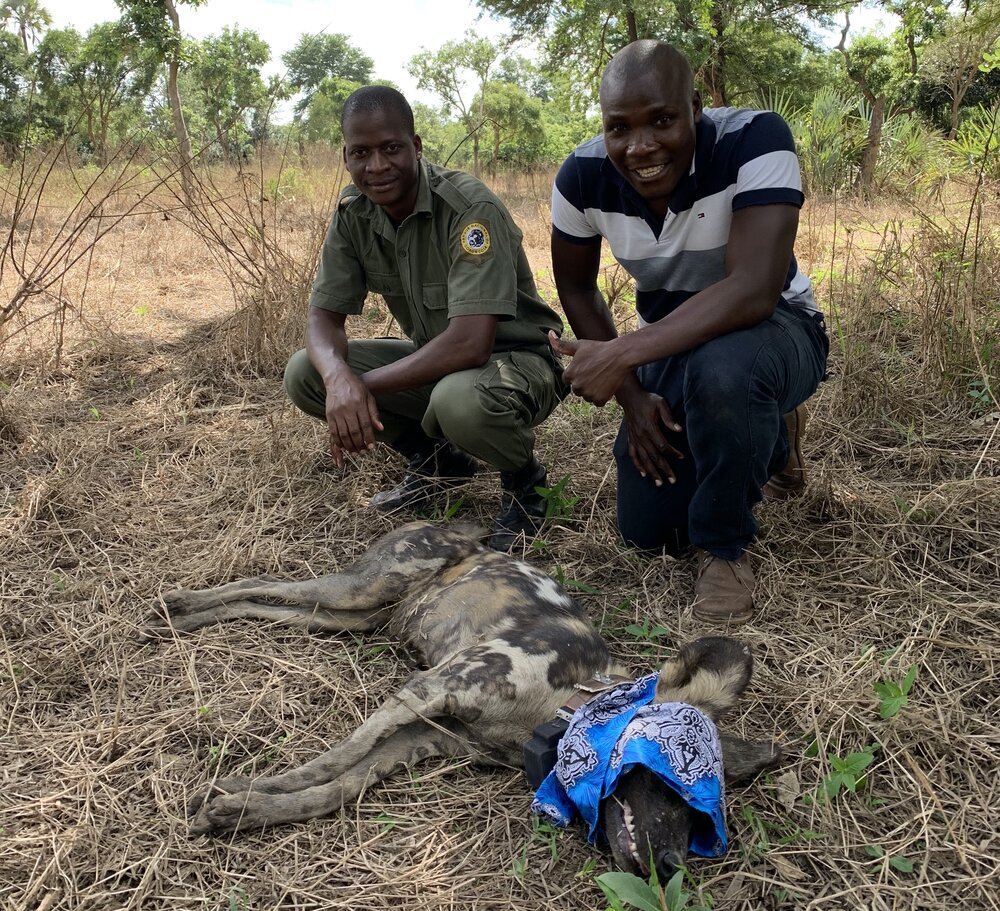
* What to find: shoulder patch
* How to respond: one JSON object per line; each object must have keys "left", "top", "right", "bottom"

{"left": 460, "top": 222, "right": 491, "bottom": 256}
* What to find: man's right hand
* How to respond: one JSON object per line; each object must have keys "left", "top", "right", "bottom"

{"left": 324, "top": 371, "right": 383, "bottom": 468}
{"left": 616, "top": 382, "right": 683, "bottom": 487}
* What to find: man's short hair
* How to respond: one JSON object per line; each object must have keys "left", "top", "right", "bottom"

{"left": 341, "top": 86, "right": 415, "bottom": 136}
{"left": 600, "top": 40, "right": 694, "bottom": 102}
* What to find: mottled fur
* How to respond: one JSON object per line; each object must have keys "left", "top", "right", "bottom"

{"left": 148, "top": 521, "right": 780, "bottom": 860}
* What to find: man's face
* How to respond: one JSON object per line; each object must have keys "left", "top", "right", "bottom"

{"left": 601, "top": 68, "right": 701, "bottom": 216}
{"left": 342, "top": 108, "right": 423, "bottom": 223}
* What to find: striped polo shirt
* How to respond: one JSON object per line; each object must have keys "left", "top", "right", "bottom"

{"left": 552, "top": 108, "right": 817, "bottom": 325}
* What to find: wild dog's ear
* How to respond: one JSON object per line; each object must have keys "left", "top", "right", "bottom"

{"left": 654, "top": 636, "right": 753, "bottom": 720}
{"left": 719, "top": 735, "right": 784, "bottom": 784}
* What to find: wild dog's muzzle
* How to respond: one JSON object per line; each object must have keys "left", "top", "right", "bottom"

{"left": 530, "top": 673, "right": 728, "bottom": 857}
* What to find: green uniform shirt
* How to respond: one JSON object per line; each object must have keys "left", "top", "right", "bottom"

{"left": 310, "top": 161, "right": 562, "bottom": 353}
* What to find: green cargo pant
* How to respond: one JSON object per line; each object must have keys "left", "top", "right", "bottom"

{"left": 284, "top": 340, "right": 566, "bottom": 471}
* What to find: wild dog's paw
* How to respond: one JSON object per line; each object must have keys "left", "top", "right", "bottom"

{"left": 189, "top": 789, "right": 278, "bottom": 835}
{"left": 186, "top": 775, "right": 253, "bottom": 825}
{"left": 158, "top": 589, "right": 206, "bottom": 616}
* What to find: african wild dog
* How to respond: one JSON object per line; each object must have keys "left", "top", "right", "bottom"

{"left": 146, "top": 521, "right": 781, "bottom": 878}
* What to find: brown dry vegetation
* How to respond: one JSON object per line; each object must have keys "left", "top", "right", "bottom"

{"left": 1, "top": 153, "right": 998, "bottom": 911}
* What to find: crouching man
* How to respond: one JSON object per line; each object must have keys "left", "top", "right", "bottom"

{"left": 549, "top": 41, "right": 829, "bottom": 621}
{"left": 285, "top": 86, "right": 566, "bottom": 550}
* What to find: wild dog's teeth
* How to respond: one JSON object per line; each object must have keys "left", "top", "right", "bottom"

{"left": 624, "top": 802, "right": 640, "bottom": 861}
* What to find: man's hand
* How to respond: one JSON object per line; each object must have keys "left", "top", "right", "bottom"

{"left": 548, "top": 331, "right": 630, "bottom": 406}
{"left": 615, "top": 382, "right": 684, "bottom": 487}
{"left": 324, "top": 371, "right": 383, "bottom": 468}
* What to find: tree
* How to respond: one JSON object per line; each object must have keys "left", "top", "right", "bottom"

{"left": 188, "top": 27, "right": 272, "bottom": 160}
{"left": 408, "top": 32, "right": 504, "bottom": 177}
{"left": 835, "top": 13, "right": 895, "bottom": 196}
{"left": 920, "top": 0, "right": 1000, "bottom": 138}
{"left": 0, "top": 0, "right": 51, "bottom": 52}
{"left": 33, "top": 24, "right": 157, "bottom": 162}
{"left": 477, "top": 0, "right": 840, "bottom": 105}
{"left": 297, "top": 75, "right": 365, "bottom": 143}
{"left": 0, "top": 29, "right": 28, "bottom": 160}
{"left": 477, "top": 79, "right": 544, "bottom": 172}
{"left": 282, "top": 32, "right": 373, "bottom": 120}
{"left": 116, "top": 0, "right": 205, "bottom": 199}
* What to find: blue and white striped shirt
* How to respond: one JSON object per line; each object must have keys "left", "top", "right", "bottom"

{"left": 552, "top": 108, "right": 817, "bottom": 326}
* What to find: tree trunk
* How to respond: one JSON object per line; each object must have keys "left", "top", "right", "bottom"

{"left": 163, "top": 0, "right": 194, "bottom": 202}
{"left": 855, "top": 95, "right": 885, "bottom": 197}
{"left": 625, "top": 6, "right": 638, "bottom": 43}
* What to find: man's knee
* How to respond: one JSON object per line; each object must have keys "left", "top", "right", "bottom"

{"left": 284, "top": 349, "right": 324, "bottom": 419}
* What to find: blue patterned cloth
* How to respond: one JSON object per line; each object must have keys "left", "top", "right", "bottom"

{"left": 531, "top": 673, "right": 727, "bottom": 857}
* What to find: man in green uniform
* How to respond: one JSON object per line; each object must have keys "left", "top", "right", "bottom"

{"left": 284, "top": 85, "right": 566, "bottom": 549}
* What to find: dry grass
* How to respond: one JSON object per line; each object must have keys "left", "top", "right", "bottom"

{"left": 1, "top": 162, "right": 998, "bottom": 911}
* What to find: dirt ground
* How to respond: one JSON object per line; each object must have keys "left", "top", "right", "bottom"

{"left": 1, "top": 165, "right": 998, "bottom": 911}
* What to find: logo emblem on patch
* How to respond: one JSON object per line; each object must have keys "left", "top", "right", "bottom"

{"left": 461, "top": 222, "right": 491, "bottom": 255}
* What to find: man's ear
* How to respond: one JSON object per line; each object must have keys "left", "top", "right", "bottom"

{"left": 692, "top": 89, "right": 702, "bottom": 123}
{"left": 719, "top": 735, "right": 783, "bottom": 784}
{"left": 413, "top": 133, "right": 423, "bottom": 160}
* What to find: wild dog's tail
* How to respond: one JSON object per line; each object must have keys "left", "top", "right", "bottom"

{"left": 653, "top": 636, "right": 753, "bottom": 720}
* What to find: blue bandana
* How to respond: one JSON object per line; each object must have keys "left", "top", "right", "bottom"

{"left": 530, "top": 673, "right": 727, "bottom": 857}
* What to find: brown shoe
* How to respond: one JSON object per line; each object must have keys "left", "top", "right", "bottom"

{"left": 763, "top": 404, "right": 808, "bottom": 501}
{"left": 691, "top": 550, "right": 755, "bottom": 624}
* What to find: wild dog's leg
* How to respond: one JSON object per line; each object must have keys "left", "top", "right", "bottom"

{"left": 187, "top": 642, "right": 522, "bottom": 821}
{"left": 146, "top": 521, "right": 483, "bottom": 634}
{"left": 719, "top": 735, "right": 784, "bottom": 783}
{"left": 189, "top": 719, "right": 473, "bottom": 834}
{"left": 144, "top": 599, "right": 390, "bottom": 637}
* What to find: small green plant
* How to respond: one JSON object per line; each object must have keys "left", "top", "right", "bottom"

{"left": 551, "top": 565, "right": 600, "bottom": 594}
{"left": 597, "top": 867, "right": 713, "bottom": 911}
{"left": 821, "top": 746, "right": 877, "bottom": 801}
{"left": 371, "top": 812, "right": 403, "bottom": 833}
{"left": 260, "top": 733, "right": 288, "bottom": 766}
{"left": 864, "top": 843, "right": 915, "bottom": 873}
{"left": 873, "top": 664, "right": 918, "bottom": 719}
{"left": 87, "top": 405, "right": 101, "bottom": 420}
{"left": 207, "top": 743, "right": 227, "bottom": 770}
{"left": 536, "top": 474, "right": 580, "bottom": 520}
{"left": 512, "top": 816, "right": 562, "bottom": 878}
{"left": 226, "top": 886, "right": 249, "bottom": 911}
{"left": 196, "top": 705, "right": 211, "bottom": 719}
{"left": 623, "top": 617, "right": 670, "bottom": 643}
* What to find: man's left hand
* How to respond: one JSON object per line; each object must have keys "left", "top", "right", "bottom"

{"left": 548, "top": 331, "right": 629, "bottom": 406}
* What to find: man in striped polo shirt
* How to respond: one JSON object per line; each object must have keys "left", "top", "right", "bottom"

{"left": 548, "top": 40, "right": 829, "bottom": 623}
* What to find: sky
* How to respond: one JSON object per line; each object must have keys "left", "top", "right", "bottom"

{"left": 36, "top": 0, "right": 514, "bottom": 106}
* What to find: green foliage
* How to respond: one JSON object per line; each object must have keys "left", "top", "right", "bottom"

{"left": 821, "top": 746, "right": 877, "bottom": 801}
{"left": 865, "top": 843, "right": 916, "bottom": 873}
{"left": 282, "top": 32, "right": 373, "bottom": 119}
{"left": 535, "top": 473, "right": 579, "bottom": 520}
{"left": 873, "top": 663, "right": 918, "bottom": 718}
{"left": 786, "top": 87, "right": 867, "bottom": 194}
{"left": 512, "top": 815, "right": 561, "bottom": 877}
{"left": 622, "top": 616, "right": 670, "bottom": 643}
{"left": 598, "top": 868, "right": 713, "bottom": 911}
{"left": 187, "top": 27, "right": 274, "bottom": 159}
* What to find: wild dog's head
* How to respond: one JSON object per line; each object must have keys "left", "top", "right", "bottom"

{"left": 600, "top": 637, "right": 782, "bottom": 879}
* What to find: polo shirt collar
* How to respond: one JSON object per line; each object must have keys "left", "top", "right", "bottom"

{"left": 670, "top": 114, "right": 716, "bottom": 213}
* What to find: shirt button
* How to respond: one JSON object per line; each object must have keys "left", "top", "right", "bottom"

{"left": 400, "top": 251, "right": 407, "bottom": 258}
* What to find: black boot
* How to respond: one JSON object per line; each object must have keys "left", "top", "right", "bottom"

{"left": 488, "top": 456, "right": 548, "bottom": 551}
{"left": 370, "top": 433, "right": 478, "bottom": 513}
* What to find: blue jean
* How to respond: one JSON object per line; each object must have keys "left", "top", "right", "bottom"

{"left": 614, "top": 303, "right": 829, "bottom": 559}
